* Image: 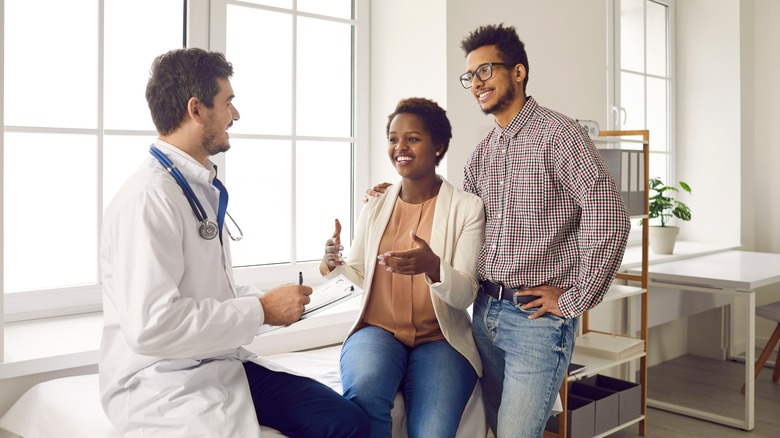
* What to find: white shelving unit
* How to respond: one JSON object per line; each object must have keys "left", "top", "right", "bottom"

{"left": 546, "top": 130, "right": 650, "bottom": 438}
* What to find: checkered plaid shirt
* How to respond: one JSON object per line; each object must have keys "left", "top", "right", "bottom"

{"left": 463, "top": 97, "right": 631, "bottom": 318}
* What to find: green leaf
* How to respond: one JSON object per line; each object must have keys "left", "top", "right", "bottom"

{"left": 647, "top": 177, "right": 693, "bottom": 225}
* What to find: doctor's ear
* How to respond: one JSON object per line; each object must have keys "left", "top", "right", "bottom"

{"left": 187, "top": 97, "right": 201, "bottom": 118}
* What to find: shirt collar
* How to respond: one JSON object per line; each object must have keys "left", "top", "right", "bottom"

{"left": 494, "top": 96, "right": 538, "bottom": 138}
{"left": 153, "top": 139, "right": 215, "bottom": 185}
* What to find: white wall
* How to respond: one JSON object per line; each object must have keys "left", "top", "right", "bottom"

{"left": 748, "top": 0, "right": 780, "bottom": 252}
{"left": 369, "top": 0, "right": 448, "bottom": 186}
{"left": 676, "top": 0, "right": 742, "bottom": 245}
{"left": 672, "top": 0, "right": 779, "bottom": 252}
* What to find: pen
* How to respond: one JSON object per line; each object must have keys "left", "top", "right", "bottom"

{"left": 299, "top": 271, "right": 303, "bottom": 285}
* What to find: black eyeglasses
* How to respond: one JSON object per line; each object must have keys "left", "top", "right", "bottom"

{"left": 459, "top": 62, "right": 514, "bottom": 89}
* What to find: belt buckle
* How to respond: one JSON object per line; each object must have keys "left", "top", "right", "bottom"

{"left": 497, "top": 283, "right": 504, "bottom": 301}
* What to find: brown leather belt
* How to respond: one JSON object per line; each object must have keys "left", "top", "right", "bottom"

{"left": 479, "top": 280, "right": 537, "bottom": 305}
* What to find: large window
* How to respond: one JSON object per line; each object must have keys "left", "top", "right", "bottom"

{"left": 2, "top": 0, "right": 366, "bottom": 321}
{"left": 610, "top": 0, "right": 675, "bottom": 211}
{"left": 220, "top": 0, "right": 356, "bottom": 272}
{"left": 3, "top": 0, "right": 185, "bottom": 320}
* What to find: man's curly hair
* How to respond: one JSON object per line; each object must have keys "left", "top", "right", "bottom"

{"left": 461, "top": 23, "right": 529, "bottom": 91}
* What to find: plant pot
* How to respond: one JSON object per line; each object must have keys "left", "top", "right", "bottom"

{"left": 649, "top": 226, "right": 679, "bottom": 254}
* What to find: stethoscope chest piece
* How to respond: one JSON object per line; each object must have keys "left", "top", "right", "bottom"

{"left": 199, "top": 220, "right": 219, "bottom": 240}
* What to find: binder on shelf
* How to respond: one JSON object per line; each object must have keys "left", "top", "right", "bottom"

{"left": 574, "top": 332, "right": 645, "bottom": 360}
{"left": 597, "top": 148, "right": 646, "bottom": 216}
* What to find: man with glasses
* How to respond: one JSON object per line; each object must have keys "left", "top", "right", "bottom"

{"left": 460, "top": 24, "right": 630, "bottom": 437}
{"left": 99, "top": 48, "right": 368, "bottom": 437}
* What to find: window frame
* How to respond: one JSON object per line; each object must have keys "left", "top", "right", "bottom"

{"left": 609, "top": 0, "right": 675, "bottom": 238}
{"left": 1, "top": 0, "right": 369, "bottom": 323}
{"left": 609, "top": 0, "right": 675, "bottom": 169}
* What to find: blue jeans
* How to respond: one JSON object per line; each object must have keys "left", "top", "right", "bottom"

{"left": 472, "top": 293, "right": 578, "bottom": 438}
{"left": 243, "top": 361, "right": 369, "bottom": 437}
{"left": 340, "top": 325, "right": 478, "bottom": 438}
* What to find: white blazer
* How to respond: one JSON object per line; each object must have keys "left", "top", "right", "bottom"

{"left": 322, "top": 176, "right": 485, "bottom": 375}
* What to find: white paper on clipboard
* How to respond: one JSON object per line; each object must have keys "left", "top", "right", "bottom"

{"left": 256, "top": 274, "right": 363, "bottom": 335}
{"left": 301, "top": 274, "right": 360, "bottom": 317}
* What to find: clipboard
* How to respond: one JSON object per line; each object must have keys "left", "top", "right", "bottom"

{"left": 256, "top": 273, "right": 363, "bottom": 335}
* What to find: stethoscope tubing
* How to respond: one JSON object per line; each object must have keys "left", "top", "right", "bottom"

{"left": 149, "top": 145, "right": 215, "bottom": 236}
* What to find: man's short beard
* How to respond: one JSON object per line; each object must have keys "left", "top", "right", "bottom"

{"left": 482, "top": 84, "right": 517, "bottom": 116}
{"left": 202, "top": 130, "right": 230, "bottom": 156}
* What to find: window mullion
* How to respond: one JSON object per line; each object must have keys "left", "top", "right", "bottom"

{"left": 291, "top": 6, "right": 298, "bottom": 264}
{"left": 98, "top": 0, "right": 106, "bottom": 287}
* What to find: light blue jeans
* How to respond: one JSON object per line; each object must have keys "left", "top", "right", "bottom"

{"left": 340, "top": 325, "right": 477, "bottom": 438}
{"left": 472, "top": 293, "right": 578, "bottom": 438}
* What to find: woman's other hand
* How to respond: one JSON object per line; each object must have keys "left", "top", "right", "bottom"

{"left": 325, "top": 219, "right": 345, "bottom": 270}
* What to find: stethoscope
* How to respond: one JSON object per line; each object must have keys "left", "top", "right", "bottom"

{"left": 149, "top": 145, "right": 243, "bottom": 242}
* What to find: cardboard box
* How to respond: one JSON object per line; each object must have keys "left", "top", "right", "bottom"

{"left": 578, "top": 375, "right": 642, "bottom": 424}
{"left": 545, "top": 394, "right": 595, "bottom": 438}
{"left": 570, "top": 381, "right": 620, "bottom": 435}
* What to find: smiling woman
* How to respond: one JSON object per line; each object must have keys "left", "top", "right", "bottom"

{"left": 319, "top": 97, "right": 487, "bottom": 436}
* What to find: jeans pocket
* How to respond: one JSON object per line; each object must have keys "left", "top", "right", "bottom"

{"left": 513, "top": 304, "right": 566, "bottom": 323}
{"left": 512, "top": 294, "right": 543, "bottom": 313}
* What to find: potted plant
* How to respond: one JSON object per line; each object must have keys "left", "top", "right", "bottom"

{"left": 646, "top": 177, "right": 692, "bottom": 254}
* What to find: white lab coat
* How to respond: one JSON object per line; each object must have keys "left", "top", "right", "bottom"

{"left": 99, "top": 140, "right": 289, "bottom": 437}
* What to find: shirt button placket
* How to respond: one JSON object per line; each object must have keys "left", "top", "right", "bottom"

{"left": 495, "top": 135, "right": 511, "bottom": 264}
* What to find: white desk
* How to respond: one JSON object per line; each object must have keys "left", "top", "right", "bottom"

{"left": 630, "top": 250, "right": 780, "bottom": 430}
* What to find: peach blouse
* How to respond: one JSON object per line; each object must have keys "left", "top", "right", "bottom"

{"left": 360, "top": 195, "right": 444, "bottom": 347}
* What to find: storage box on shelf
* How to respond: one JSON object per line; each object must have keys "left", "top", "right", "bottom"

{"left": 570, "top": 382, "right": 620, "bottom": 435}
{"left": 579, "top": 375, "right": 642, "bottom": 425}
{"left": 544, "top": 130, "right": 649, "bottom": 438}
{"left": 545, "top": 393, "right": 595, "bottom": 438}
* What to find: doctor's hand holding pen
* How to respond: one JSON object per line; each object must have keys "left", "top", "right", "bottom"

{"left": 259, "top": 284, "right": 312, "bottom": 326}
{"left": 324, "top": 218, "right": 346, "bottom": 271}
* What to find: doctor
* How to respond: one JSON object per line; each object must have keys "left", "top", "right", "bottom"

{"left": 99, "top": 48, "right": 368, "bottom": 437}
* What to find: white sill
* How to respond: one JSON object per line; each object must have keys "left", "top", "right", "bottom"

{"left": 0, "top": 298, "right": 360, "bottom": 381}
{"left": 620, "top": 240, "right": 740, "bottom": 270}
{"left": 0, "top": 312, "right": 103, "bottom": 380}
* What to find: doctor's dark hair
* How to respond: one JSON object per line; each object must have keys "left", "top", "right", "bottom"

{"left": 386, "top": 97, "right": 452, "bottom": 166}
{"left": 460, "top": 23, "right": 529, "bottom": 92}
{"left": 146, "top": 48, "right": 234, "bottom": 136}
